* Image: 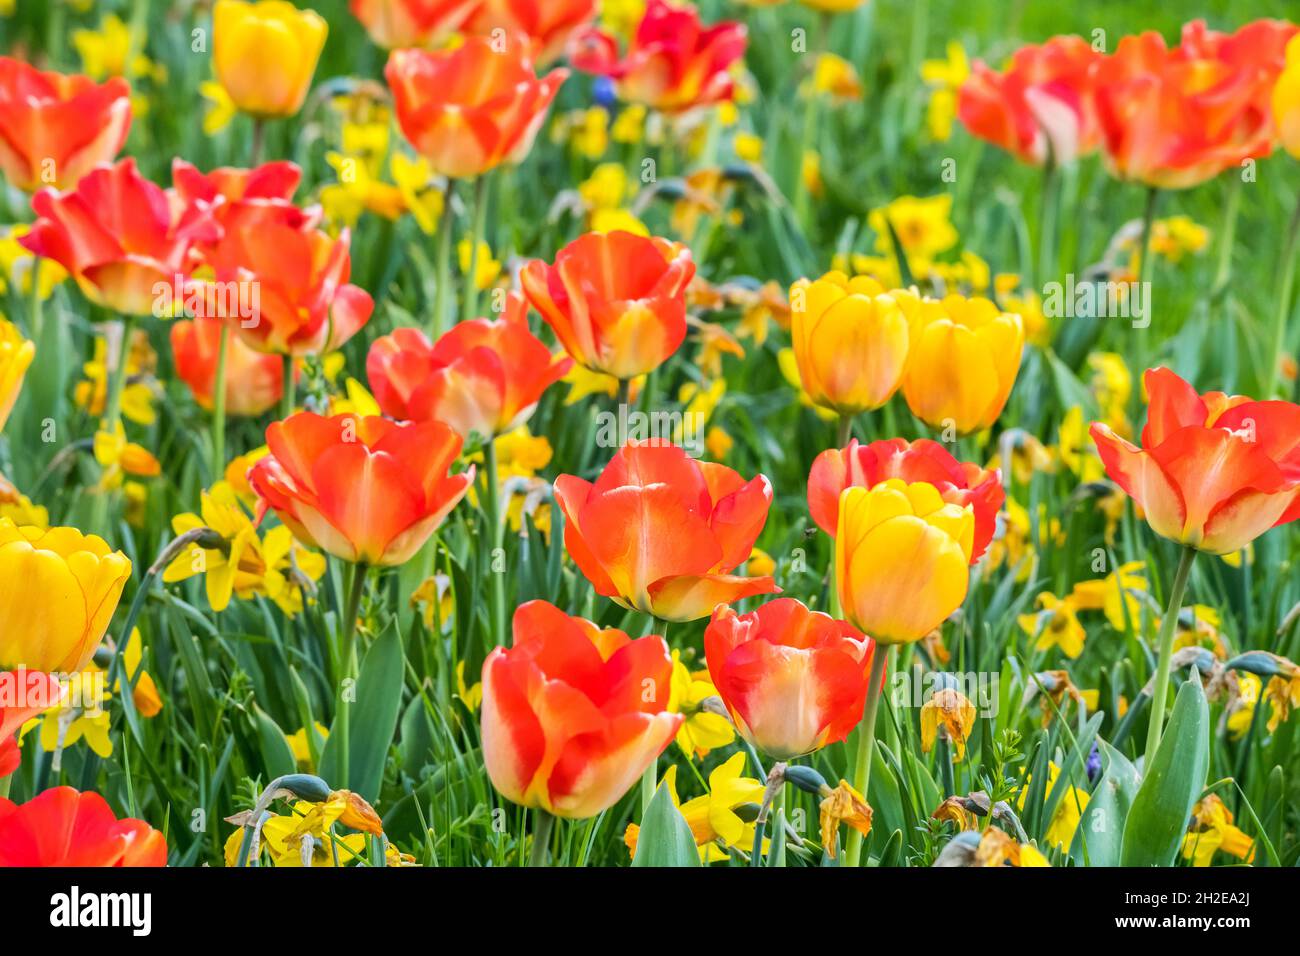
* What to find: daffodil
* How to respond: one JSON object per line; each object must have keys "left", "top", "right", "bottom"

{"left": 868, "top": 194, "right": 959, "bottom": 260}
{"left": 411, "top": 574, "right": 456, "bottom": 633}
{"left": 458, "top": 239, "right": 502, "bottom": 292}
{"left": 75, "top": 333, "right": 157, "bottom": 426}
{"left": 920, "top": 41, "right": 970, "bottom": 141}
{"left": 819, "top": 779, "right": 873, "bottom": 858}
{"left": 1019, "top": 591, "right": 1089, "bottom": 658}
{"left": 802, "top": 53, "right": 863, "bottom": 100}
{"left": 93, "top": 420, "right": 161, "bottom": 491}
{"left": 391, "top": 153, "right": 445, "bottom": 235}
{"left": 624, "top": 755, "right": 766, "bottom": 863}
{"left": 920, "top": 687, "right": 977, "bottom": 759}
{"left": 1018, "top": 762, "right": 1089, "bottom": 851}
{"left": 667, "top": 650, "right": 735, "bottom": 759}
{"left": 286, "top": 723, "right": 328, "bottom": 772}
{"left": 1181, "top": 794, "right": 1254, "bottom": 867}
{"left": 0, "top": 226, "right": 67, "bottom": 300}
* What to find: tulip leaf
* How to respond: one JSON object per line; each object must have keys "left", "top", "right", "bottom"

{"left": 319, "top": 622, "right": 406, "bottom": 801}
{"left": 632, "top": 782, "right": 701, "bottom": 868}
{"left": 1120, "top": 679, "right": 1209, "bottom": 867}
{"left": 1071, "top": 740, "right": 1141, "bottom": 867}
{"left": 253, "top": 706, "right": 297, "bottom": 781}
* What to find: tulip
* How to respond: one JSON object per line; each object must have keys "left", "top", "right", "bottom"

{"left": 0, "top": 520, "right": 132, "bottom": 674}
{"left": 835, "top": 480, "right": 974, "bottom": 644}
{"left": 957, "top": 35, "right": 1102, "bottom": 165}
{"left": 170, "top": 316, "right": 288, "bottom": 417}
{"left": 900, "top": 293, "right": 1024, "bottom": 435}
{"left": 554, "top": 440, "right": 778, "bottom": 623}
{"left": 569, "top": 0, "right": 747, "bottom": 114}
{"left": 349, "top": 0, "right": 479, "bottom": 49}
{"left": 808, "top": 437, "right": 1004, "bottom": 562}
{"left": 0, "top": 787, "right": 166, "bottom": 866}
{"left": 366, "top": 292, "right": 572, "bottom": 440}
{"left": 213, "top": 0, "right": 327, "bottom": 119}
{"left": 790, "top": 271, "right": 910, "bottom": 416}
{"left": 481, "top": 600, "right": 682, "bottom": 819}
{"left": 1089, "top": 367, "right": 1300, "bottom": 555}
{"left": 520, "top": 231, "right": 695, "bottom": 382}
{"left": 19, "top": 158, "right": 218, "bottom": 317}
{"left": 466, "top": 0, "right": 598, "bottom": 66}
{"left": 248, "top": 412, "right": 474, "bottom": 567}
{"left": 704, "top": 598, "right": 877, "bottom": 759}
{"left": 1275, "top": 34, "right": 1300, "bottom": 158}
{"left": 0, "top": 320, "right": 34, "bottom": 434}
{"left": 0, "top": 57, "right": 131, "bottom": 193}
{"left": 385, "top": 33, "right": 568, "bottom": 180}
{"left": 170, "top": 158, "right": 304, "bottom": 233}
{"left": 1096, "top": 20, "right": 1298, "bottom": 189}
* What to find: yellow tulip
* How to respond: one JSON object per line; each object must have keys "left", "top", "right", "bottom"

{"left": 801, "top": 0, "right": 867, "bottom": 12}
{"left": 0, "top": 318, "right": 34, "bottom": 433}
{"left": 0, "top": 520, "right": 132, "bottom": 673}
{"left": 790, "top": 271, "right": 911, "bottom": 416}
{"left": 213, "top": 0, "right": 327, "bottom": 119}
{"left": 835, "top": 480, "right": 973, "bottom": 644}
{"left": 901, "top": 293, "right": 1024, "bottom": 435}
{"left": 1273, "top": 34, "right": 1300, "bottom": 159}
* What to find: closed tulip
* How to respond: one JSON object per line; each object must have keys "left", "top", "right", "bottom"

{"left": 366, "top": 292, "right": 572, "bottom": 440}
{"left": 213, "top": 0, "right": 327, "bottom": 119}
{"left": 385, "top": 33, "right": 568, "bottom": 180}
{"left": 554, "top": 440, "right": 779, "bottom": 623}
{"left": 349, "top": 0, "right": 479, "bottom": 49}
{"left": 808, "top": 437, "right": 1004, "bottom": 562}
{"left": 0, "top": 57, "right": 131, "bottom": 193}
{"left": 466, "top": 0, "right": 598, "bottom": 66}
{"left": 248, "top": 412, "right": 474, "bottom": 566}
{"left": 0, "top": 520, "right": 132, "bottom": 673}
{"left": 1090, "top": 367, "right": 1300, "bottom": 555}
{"left": 170, "top": 316, "right": 288, "bottom": 417}
{"left": 520, "top": 231, "right": 695, "bottom": 381}
{"left": 704, "top": 598, "right": 878, "bottom": 760}
{"left": 836, "top": 480, "right": 974, "bottom": 644}
{"left": 0, "top": 787, "right": 166, "bottom": 866}
{"left": 0, "top": 319, "right": 34, "bottom": 434}
{"left": 1274, "top": 34, "right": 1300, "bottom": 159}
{"left": 790, "top": 271, "right": 911, "bottom": 416}
{"left": 569, "top": 0, "right": 747, "bottom": 114}
{"left": 900, "top": 293, "right": 1024, "bottom": 435}
{"left": 19, "top": 158, "right": 218, "bottom": 317}
{"left": 481, "top": 600, "right": 682, "bottom": 819}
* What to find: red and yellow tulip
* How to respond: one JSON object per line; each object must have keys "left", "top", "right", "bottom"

{"left": 0, "top": 787, "right": 166, "bottom": 866}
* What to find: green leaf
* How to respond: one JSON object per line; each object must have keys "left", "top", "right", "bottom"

{"left": 1071, "top": 740, "right": 1141, "bottom": 866}
{"left": 631, "top": 783, "right": 701, "bottom": 868}
{"left": 252, "top": 706, "right": 296, "bottom": 781}
{"left": 319, "top": 622, "right": 406, "bottom": 801}
{"left": 1120, "top": 679, "right": 1209, "bottom": 867}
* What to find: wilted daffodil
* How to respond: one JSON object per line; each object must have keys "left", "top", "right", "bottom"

{"left": 1182, "top": 794, "right": 1255, "bottom": 867}
{"left": 920, "top": 687, "right": 976, "bottom": 760}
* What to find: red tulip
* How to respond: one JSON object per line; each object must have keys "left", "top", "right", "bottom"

{"left": 1091, "top": 367, "right": 1300, "bottom": 554}
{"left": 0, "top": 57, "right": 131, "bottom": 192}
{"left": 19, "top": 158, "right": 218, "bottom": 316}
{"left": 467, "top": 0, "right": 598, "bottom": 65}
{"left": 0, "top": 669, "right": 62, "bottom": 778}
{"left": 705, "top": 599, "right": 877, "bottom": 759}
{"left": 349, "top": 0, "right": 479, "bottom": 49}
{"left": 249, "top": 412, "right": 474, "bottom": 566}
{"left": 807, "top": 437, "right": 1004, "bottom": 563}
{"left": 570, "top": 0, "right": 747, "bottom": 114}
{"left": 170, "top": 316, "right": 289, "bottom": 417}
{"left": 481, "top": 600, "right": 681, "bottom": 819}
{"left": 385, "top": 33, "right": 567, "bottom": 180}
{"left": 0, "top": 786, "right": 166, "bottom": 866}
{"left": 366, "top": 292, "right": 572, "bottom": 439}
{"left": 520, "top": 231, "right": 695, "bottom": 381}
{"left": 554, "top": 440, "right": 779, "bottom": 623}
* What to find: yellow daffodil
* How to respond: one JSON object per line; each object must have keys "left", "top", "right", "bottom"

{"left": 1, "top": 226, "right": 68, "bottom": 300}
{"left": 286, "top": 723, "right": 328, "bottom": 772}
{"left": 623, "top": 755, "right": 765, "bottom": 863}
{"left": 458, "top": 239, "right": 502, "bottom": 292}
{"left": 411, "top": 574, "right": 456, "bottom": 633}
{"left": 869, "top": 194, "right": 959, "bottom": 260}
{"left": 93, "top": 420, "right": 161, "bottom": 491}
{"left": 75, "top": 332, "right": 157, "bottom": 426}
{"left": 1019, "top": 592, "right": 1089, "bottom": 658}
{"left": 920, "top": 42, "right": 970, "bottom": 141}
{"left": 1181, "top": 794, "right": 1254, "bottom": 867}
{"left": 391, "top": 153, "right": 445, "bottom": 235}
{"left": 920, "top": 687, "right": 977, "bottom": 759}
{"left": 1018, "top": 762, "right": 1089, "bottom": 851}
{"left": 667, "top": 650, "right": 735, "bottom": 759}
{"left": 803, "top": 53, "right": 863, "bottom": 100}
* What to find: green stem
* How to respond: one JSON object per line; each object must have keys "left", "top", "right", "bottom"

{"left": 528, "top": 809, "right": 555, "bottom": 867}
{"left": 1143, "top": 546, "right": 1196, "bottom": 769}
{"left": 90, "top": 315, "right": 136, "bottom": 535}
{"left": 280, "top": 352, "right": 295, "bottom": 419}
{"left": 836, "top": 413, "right": 853, "bottom": 448}
{"left": 1211, "top": 176, "right": 1242, "bottom": 297}
{"left": 640, "top": 615, "right": 665, "bottom": 816}
{"left": 250, "top": 118, "right": 266, "bottom": 165}
{"left": 483, "top": 436, "right": 507, "bottom": 647}
{"left": 1036, "top": 158, "right": 1057, "bottom": 290}
{"left": 212, "top": 322, "right": 230, "bottom": 473}
{"left": 336, "top": 562, "right": 369, "bottom": 791}
{"left": 1134, "top": 186, "right": 1159, "bottom": 361}
{"left": 844, "top": 645, "right": 890, "bottom": 867}
{"left": 462, "top": 176, "right": 489, "bottom": 323}
{"left": 0, "top": 773, "right": 9, "bottom": 800}
{"left": 1267, "top": 190, "right": 1300, "bottom": 399}
{"left": 431, "top": 180, "right": 456, "bottom": 339}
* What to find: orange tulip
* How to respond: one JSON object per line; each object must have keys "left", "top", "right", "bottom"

{"left": 466, "top": 0, "right": 598, "bottom": 65}
{"left": 790, "top": 272, "right": 911, "bottom": 416}
{"left": 836, "top": 480, "right": 974, "bottom": 644}
{"left": 704, "top": 599, "right": 878, "bottom": 760}
{"left": 520, "top": 231, "right": 695, "bottom": 381}
{"left": 1090, "top": 367, "right": 1300, "bottom": 555}
{"left": 0, "top": 787, "right": 166, "bottom": 866}
{"left": 249, "top": 412, "right": 474, "bottom": 566}
{"left": 554, "top": 440, "right": 778, "bottom": 623}
{"left": 19, "top": 158, "right": 218, "bottom": 317}
{"left": 957, "top": 35, "right": 1102, "bottom": 165}
{"left": 0, "top": 57, "right": 131, "bottom": 193}
{"left": 170, "top": 316, "right": 288, "bottom": 417}
{"left": 367, "top": 292, "right": 572, "bottom": 440}
{"left": 1096, "top": 20, "right": 1298, "bottom": 189}
{"left": 808, "top": 437, "right": 1003, "bottom": 562}
{"left": 349, "top": 0, "right": 479, "bottom": 49}
{"left": 171, "top": 158, "right": 304, "bottom": 227}
{"left": 570, "top": 0, "right": 747, "bottom": 114}
{"left": 481, "top": 600, "right": 681, "bottom": 819}
{"left": 386, "top": 33, "right": 568, "bottom": 180}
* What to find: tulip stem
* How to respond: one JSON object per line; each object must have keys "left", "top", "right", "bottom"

{"left": 250, "top": 118, "right": 266, "bottom": 166}
{"left": 431, "top": 180, "right": 456, "bottom": 339}
{"left": 1035, "top": 157, "right": 1057, "bottom": 290}
{"left": 1267, "top": 189, "right": 1300, "bottom": 399}
{"left": 90, "top": 315, "right": 135, "bottom": 536}
{"left": 336, "top": 561, "right": 369, "bottom": 792}
{"left": 844, "top": 645, "right": 889, "bottom": 867}
{"left": 280, "top": 353, "right": 295, "bottom": 419}
{"left": 462, "top": 175, "right": 489, "bottom": 324}
{"left": 836, "top": 413, "right": 853, "bottom": 448}
{"left": 212, "top": 322, "right": 230, "bottom": 474}
{"left": 1142, "top": 546, "right": 1196, "bottom": 771}
{"left": 483, "top": 436, "right": 507, "bottom": 648}
{"left": 1134, "top": 185, "right": 1159, "bottom": 363}
{"left": 528, "top": 809, "right": 555, "bottom": 867}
